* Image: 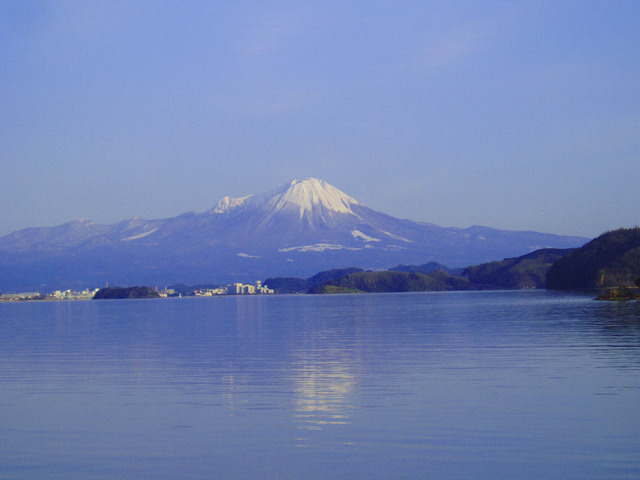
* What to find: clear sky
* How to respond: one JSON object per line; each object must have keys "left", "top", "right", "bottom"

{"left": 2, "top": 1, "right": 639, "bottom": 238}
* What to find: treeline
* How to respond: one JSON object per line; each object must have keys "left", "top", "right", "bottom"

{"left": 463, "top": 248, "right": 573, "bottom": 289}
{"left": 266, "top": 228, "right": 640, "bottom": 294}
{"left": 308, "top": 270, "right": 471, "bottom": 294}
{"left": 547, "top": 227, "right": 640, "bottom": 289}
{"left": 90, "top": 228, "right": 640, "bottom": 297}
{"left": 264, "top": 267, "right": 365, "bottom": 294}
{"left": 93, "top": 286, "right": 160, "bottom": 299}
{"left": 266, "top": 251, "right": 575, "bottom": 294}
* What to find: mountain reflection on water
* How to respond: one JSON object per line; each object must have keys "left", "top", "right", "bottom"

{"left": 1, "top": 291, "right": 639, "bottom": 480}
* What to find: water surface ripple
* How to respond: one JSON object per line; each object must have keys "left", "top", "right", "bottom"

{"left": 1, "top": 291, "right": 639, "bottom": 479}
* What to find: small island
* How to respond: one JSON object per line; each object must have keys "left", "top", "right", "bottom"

{"left": 93, "top": 286, "right": 161, "bottom": 300}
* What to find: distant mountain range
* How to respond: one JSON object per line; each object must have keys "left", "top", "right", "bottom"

{"left": 265, "top": 250, "right": 574, "bottom": 294}
{"left": 0, "top": 178, "right": 588, "bottom": 291}
{"left": 262, "top": 228, "right": 640, "bottom": 295}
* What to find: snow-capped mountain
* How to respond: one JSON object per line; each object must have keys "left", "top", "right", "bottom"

{"left": 0, "top": 178, "right": 588, "bottom": 291}
{"left": 214, "top": 178, "right": 359, "bottom": 216}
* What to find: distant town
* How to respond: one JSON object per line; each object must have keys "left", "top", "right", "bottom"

{"left": 2, "top": 227, "right": 640, "bottom": 301}
{"left": 0, "top": 281, "right": 274, "bottom": 302}
{"left": 192, "top": 281, "right": 274, "bottom": 296}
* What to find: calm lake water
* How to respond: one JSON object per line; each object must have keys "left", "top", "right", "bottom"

{"left": 1, "top": 291, "right": 639, "bottom": 479}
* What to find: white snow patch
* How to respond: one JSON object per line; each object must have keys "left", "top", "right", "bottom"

{"left": 380, "top": 230, "right": 411, "bottom": 243}
{"left": 351, "top": 229, "right": 381, "bottom": 242}
{"left": 279, "top": 243, "right": 362, "bottom": 253}
{"left": 213, "top": 195, "right": 253, "bottom": 214}
{"left": 122, "top": 227, "right": 158, "bottom": 241}
{"left": 383, "top": 245, "right": 407, "bottom": 251}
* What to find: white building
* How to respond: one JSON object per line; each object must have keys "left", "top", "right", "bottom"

{"left": 229, "top": 282, "right": 274, "bottom": 295}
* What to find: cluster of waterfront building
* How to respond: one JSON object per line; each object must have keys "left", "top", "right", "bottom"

{"left": 0, "top": 281, "right": 274, "bottom": 301}
{"left": 0, "top": 292, "right": 45, "bottom": 301}
{"left": 193, "top": 281, "right": 274, "bottom": 296}
{"left": 53, "top": 289, "right": 101, "bottom": 300}
{"left": 0, "top": 289, "right": 99, "bottom": 302}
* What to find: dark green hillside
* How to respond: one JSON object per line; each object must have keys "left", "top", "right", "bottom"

{"left": 261, "top": 277, "right": 309, "bottom": 294}
{"left": 306, "top": 267, "right": 365, "bottom": 285}
{"left": 463, "top": 248, "right": 574, "bottom": 289}
{"left": 388, "top": 261, "right": 454, "bottom": 275}
{"left": 264, "top": 267, "right": 364, "bottom": 294}
{"left": 427, "top": 270, "right": 473, "bottom": 290}
{"left": 93, "top": 286, "right": 160, "bottom": 299}
{"left": 308, "top": 270, "right": 471, "bottom": 294}
{"left": 546, "top": 228, "right": 640, "bottom": 290}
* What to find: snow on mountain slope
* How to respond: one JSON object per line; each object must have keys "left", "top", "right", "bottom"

{"left": 264, "top": 178, "right": 359, "bottom": 214}
{"left": 0, "top": 177, "right": 591, "bottom": 291}
{"left": 211, "top": 178, "right": 361, "bottom": 226}
{"left": 258, "top": 178, "right": 361, "bottom": 227}
{"left": 212, "top": 195, "right": 253, "bottom": 214}
{"left": 210, "top": 178, "right": 362, "bottom": 232}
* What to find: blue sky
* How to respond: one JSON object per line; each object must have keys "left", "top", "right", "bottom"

{"left": 1, "top": 1, "right": 638, "bottom": 238}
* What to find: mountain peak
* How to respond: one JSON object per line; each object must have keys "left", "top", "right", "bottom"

{"left": 212, "top": 195, "right": 253, "bottom": 214}
{"left": 0, "top": 177, "right": 590, "bottom": 291}
{"left": 211, "top": 178, "right": 361, "bottom": 221}
{"left": 253, "top": 177, "right": 362, "bottom": 228}
{"left": 271, "top": 178, "right": 361, "bottom": 215}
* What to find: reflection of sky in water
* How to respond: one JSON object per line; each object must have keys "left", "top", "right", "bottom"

{"left": 292, "top": 358, "right": 355, "bottom": 428}
{"left": 235, "top": 295, "right": 359, "bottom": 431}
{"left": 2, "top": 292, "right": 640, "bottom": 479}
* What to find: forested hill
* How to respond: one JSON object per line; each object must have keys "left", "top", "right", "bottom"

{"left": 546, "top": 227, "right": 640, "bottom": 290}
{"left": 308, "top": 270, "right": 471, "bottom": 294}
{"left": 93, "top": 286, "right": 161, "bottom": 299}
{"left": 267, "top": 248, "right": 579, "bottom": 294}
{"left": 463, "top": 248, "right": 575, "bottom": 289}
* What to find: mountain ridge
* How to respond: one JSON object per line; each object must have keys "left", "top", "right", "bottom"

{"left": 547, "top": 227, "right": 640, "bottom": 290}
{"left": 0, "top": 178, "right": 589, "bottom": 291}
